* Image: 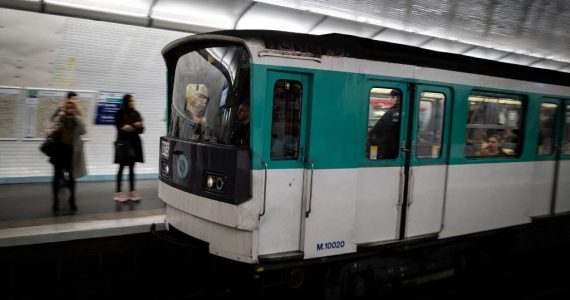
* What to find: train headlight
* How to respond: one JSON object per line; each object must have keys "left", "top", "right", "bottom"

{"left": 207, "top": 176, "right": 215, "bottom": 189}
{"left": 204, "top": 172, "right": 226, "bottom": 194}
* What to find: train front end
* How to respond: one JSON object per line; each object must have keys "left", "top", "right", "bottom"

{"left": 158, "top": 35, "right": 259, "bottom": 262}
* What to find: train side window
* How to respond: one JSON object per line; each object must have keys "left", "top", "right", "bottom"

{"left": 538, "top": 103, "right": 558, "bottom": 156}
{"left": 564, "top": 105, "right": 570, "bottom": 155}
{"left": 366, "top": 88, "right": 402, "bottom": 160}
{"left": 416, "top": 92, "right": 445, "bottom": 159}
{"left": 465, "top": 94, "right": 523, "bottom": 158}
{"left": 270, "top": 80, "right": 302, "bottom": 161}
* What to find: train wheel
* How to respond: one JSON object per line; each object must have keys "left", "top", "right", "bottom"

{"left": 344, "top": 271, "right": 375, "bottom": 300}
{"left": 288, "top": 268, "right": 305, "bottom": 289}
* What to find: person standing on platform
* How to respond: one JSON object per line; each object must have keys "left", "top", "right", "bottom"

{"left": 114, "top": 94, "right": 144, "bottom": 202}
{"left": 50, "top": 91, "right": 83, "bottom": 123}
{"left": 51, "top": 99, "right": 87, "bottom": 213}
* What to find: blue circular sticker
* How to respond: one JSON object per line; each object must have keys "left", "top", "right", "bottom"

{"left": 176, "top": 154, "right": 189, "bottom": 179}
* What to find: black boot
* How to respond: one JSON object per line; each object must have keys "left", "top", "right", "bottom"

{"left": 69, "top": 196, "right": 77, "bottom": 212}
{"left": 52, "top": 197, "right": 59, "bottom": 212}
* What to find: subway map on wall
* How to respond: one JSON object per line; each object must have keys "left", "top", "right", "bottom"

{"left": 24, "top": 89, "right": 95, "bottom": 139}
{"left": 0, "top": 87, "right": 21, "bottom": 139}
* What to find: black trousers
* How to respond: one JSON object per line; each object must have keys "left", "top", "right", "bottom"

{"left": 116, "top": 163, "right": 135, "bottom": 192}
{"left": 52, "top": 144, "right": 75, "bottom": 203}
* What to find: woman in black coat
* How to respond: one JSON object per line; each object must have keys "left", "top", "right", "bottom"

{"left": 114, "top": 94, "right": 144, "bottom": 202}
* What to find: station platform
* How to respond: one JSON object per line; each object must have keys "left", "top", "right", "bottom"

{"left": 0, "top": 179, "right": 165, "bottom": 247}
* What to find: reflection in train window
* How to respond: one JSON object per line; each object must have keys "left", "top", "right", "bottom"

{"left": 465, "top": 94, "right": 523, "bottom": 158}
{"left": 270, "top": 80, "right": 302, "bottom": 161}
{"left": 169, "top": 45, "right": 251, "bottom": 145}
{"left": 538, "top": 103, "right": 558, "bottom": 156}
{"left": 416, "top": 92, "right": 445, "bottom": 159}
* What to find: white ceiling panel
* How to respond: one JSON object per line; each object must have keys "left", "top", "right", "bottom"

{"left": 254, "top": 0, "right": 357, "bottom": 22}
{"left": 309, "top": 16, "right": 382, "bottom": 37}
{"left": 152, "top": 0, "right": 251, "bottom": 31}
{"left": 236, "top": 2, "right": 321, "bottom": 33}
{"left": 499, "top": 53, "right": 542, "bottom": 66}
{"left": 0, "top": 0, "right": 41, "bottom": 11}
{"left": 462, "top": 47, "right": 510, "bottom": 61}
{"left": 0, "top": 0, "right": 568, "bottom": 73}
{"left": 559, "top": 64, "right": 570, "bottom": 73}
{"left": 372, "top": 28, "right": 431, "bottom": 47}
{"left": 530, "top": 60, "right": 570, "bottom": 71}
{"left": 44, "top": 0, "right": 151, "bottom": 26}
{"left": 263, "top": 1, "right": 570, "bottom": 63}
{"left": 549, "top": 54, "right": 570, "bottom": 64}
{"left": 420, "top": 38, "right": 473, "bottom": 54}
{"left": 150, "top": 19, "right": 214, "bottom": 34}
{"left": 46, "top": 0, "right": 152, "bottom": 15}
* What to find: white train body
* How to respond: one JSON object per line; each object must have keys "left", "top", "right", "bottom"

{"left": 158, "top": 30, "right": 570, "bottom": 263}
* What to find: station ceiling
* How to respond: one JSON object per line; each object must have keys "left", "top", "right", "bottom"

{"left": 1, "top": 0, "right": 569, "bottom": 73}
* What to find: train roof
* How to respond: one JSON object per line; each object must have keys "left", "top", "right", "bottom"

{"left": 163, "top": 30, "right": 570, "bottom": 88}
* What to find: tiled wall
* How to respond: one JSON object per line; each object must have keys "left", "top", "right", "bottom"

{"left": 0, "top": 9, "right": 187, "bottom": 182}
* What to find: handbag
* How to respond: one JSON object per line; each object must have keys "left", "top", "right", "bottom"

{"left": 40, "top": 132, "right": 59, "bottom": 157}
{"left": 115, "top": 140, "right": 137, "bottom": 163}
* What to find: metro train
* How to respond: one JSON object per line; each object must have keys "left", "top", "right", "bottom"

{"left": 157, "top": 30, "right": 570, "bottom": 294}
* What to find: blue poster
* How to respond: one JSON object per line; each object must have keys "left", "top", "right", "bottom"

{"left": 95, "top": 102, "right": 121, "bottom": 125}
{"left": 95, "top": 92, "right": 128, "bottom": 125}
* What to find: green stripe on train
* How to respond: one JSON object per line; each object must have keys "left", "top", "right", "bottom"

{"left": 248, "top": 64, "right": 568, "bottom": 170}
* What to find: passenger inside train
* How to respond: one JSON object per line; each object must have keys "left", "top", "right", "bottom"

{"left": 367, "top": 89, "right": 402, "bottom": 160}
{"left": 465, "top": 94, "right": 523, "bottom": 158}
{"left": 270, "top": 80, "right": 302, "bottom": 160}
{"left": 476, "top": 135, "right": 502, "bottom": 156}
{"left": 231, "top": 102, "right": 250, "bottom": 145}
{"left": 538, "top": 104, "right": 557, "bottom": 155}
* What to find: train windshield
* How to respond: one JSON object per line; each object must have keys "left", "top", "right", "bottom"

{"left": 169, "top": 45, "right": 250, "bottom": 146}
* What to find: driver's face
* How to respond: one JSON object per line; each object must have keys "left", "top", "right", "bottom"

{"left": 238, "top": 104, "right": 249, "bottom": 122}
{"left": 390, "top": 96, "right": 400, "bottom": 107}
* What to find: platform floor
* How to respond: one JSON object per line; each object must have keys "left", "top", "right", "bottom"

{"left": 0, "top": 179, "right": 165, "bottom": 246}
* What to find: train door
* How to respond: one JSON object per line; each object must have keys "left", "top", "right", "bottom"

{"left": 258, "top": 71, "right": 310, "bottom": 258}
{"left": 555, "top": 101, "right": 570, "bottom": 214}
{"left": 404, "top": 85, "right": 451, "bottom": 238}
{"left": 356, "top": 82, "right": 450, "bottom": 244}
{"left": 355, "top": 81, "right": 410, "bottom": 245}
{"left": 533, "top": 99, "right": 562, "bottom": 216}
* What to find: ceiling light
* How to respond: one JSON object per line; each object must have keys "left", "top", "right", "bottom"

{"left": 236, "top": 3, "right": 320, "bottom": 33}
{"left": 45, "top": 0, "right": 150, "bottom": 17}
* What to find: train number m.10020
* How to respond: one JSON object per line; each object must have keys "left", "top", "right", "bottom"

{"left": 317, "top": 241, "right": 345, "bottom": 251}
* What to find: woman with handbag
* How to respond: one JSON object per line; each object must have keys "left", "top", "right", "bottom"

{"left": 114, "top": 94, "right": 144, "bottom": 202}
{"left": 51, "top": 100, "right": 87, "bottom": 212}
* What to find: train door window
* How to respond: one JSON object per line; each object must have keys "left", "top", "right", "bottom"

{"left": 270, "top": 80, "right": 302, "bottom": 160}
{"left": 366, "top": 88, "right": 402, "bottom": 160}
{"left": 416, "top": 92, "right": 445, "bottom": 159}
{"left": 537, "top": 103, "right": 559, "bottom": 156}
{"left": 465, "top": 94, "right": 523, "bottom": 158}
{"left": 564, "top": 105, "right": 570, "bottom": 155}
